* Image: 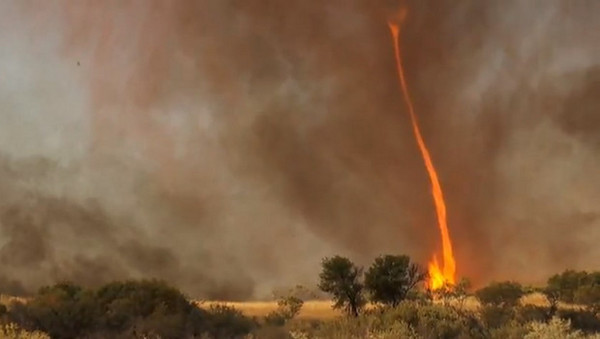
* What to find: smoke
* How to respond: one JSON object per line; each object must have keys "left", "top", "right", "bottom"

{"left": 0, "top": 0, "right": 598, "bottom": 298}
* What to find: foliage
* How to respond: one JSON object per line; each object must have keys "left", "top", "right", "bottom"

{"left": 288, "top": 311, "right": 419, "bottom": 339}
{"left": 547, "top": 270, "right": 600, "bottom": 314}
{"left": 557, "top": 309, "right": 600, "bottom": 333}
{"left": 476, "top": 281, "right": 524, "bottom": 308}
{"left": 364, "top": 255, "right": 426, "bottom": 307}
{"left": 480, "top": 305, "right": 517, "bottom": 331}
{"left": 6, "top": 280, "right": 255, "bottom": 339}
{"left": 523, "top": 317, "right": 600, "bottom": 339}
{"left": 9, "top": 282, "right": 97, "bottom": 338}
{"left": 289, "top": 301, "right": 486, "bottom": 339}
{"left": 0, "top": 323, "right": 50, "bottom": 339}
{"left": 547, "top": 270, "right": 592, "bottom": 304}
{"left": 265, "top": 295, "right": 304, "bottom": 326}
{"left": 515, "top": 305, "right": 551, "bottom": 324}
{"left": 202, "top": 304, "right": 256, "bottom": 338}
{"left": 318, "top": 256, "right": 365, "bottom": 317}
{"left": 432, "top": 277, "right": 472, "bottom": 308}
{"left": 575, "top": 284, "right": 600, "bottom": 314}
{"left": 488, "top": 321, "right": 528, "bottom": 339}
{"left": 412, "top": 303, "right": 486, "bottom": 339}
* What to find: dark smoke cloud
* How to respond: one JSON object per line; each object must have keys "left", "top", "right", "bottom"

{"left": 0, "top": 0, "right": 599, "bottom": 298}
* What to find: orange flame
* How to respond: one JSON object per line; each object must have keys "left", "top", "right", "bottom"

{"left": 387, "top": 16, "right": 456, "bottom": 290}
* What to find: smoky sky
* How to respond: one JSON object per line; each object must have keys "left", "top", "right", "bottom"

{"left": 0, "top": 0, "right": 599, "bottom": 298}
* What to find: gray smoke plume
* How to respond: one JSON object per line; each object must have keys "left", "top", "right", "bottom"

{"left": 0, "top": 0, "right": 598, "bottom": 298}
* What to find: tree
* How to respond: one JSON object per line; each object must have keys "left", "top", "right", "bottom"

{"left": 364, "top": 255, "right": 426, "bottom": 307}
{"left": 546, "top": 270, "right": 590, "bottom": 303}
{"left": 475, "top": 281, "right": 523, "bottom": 308}
{"left": 318, "top": 256, "right": 365, "bottom": 317}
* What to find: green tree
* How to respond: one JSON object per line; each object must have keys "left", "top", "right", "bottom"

{"left": 364, "top": 255, "right": 426, "bottom": 307}
{"left": 318, "top": 256, "right": 365, "bottom": 317}
{"left": 476, "top": 281, "right": 524, "bottom": 308}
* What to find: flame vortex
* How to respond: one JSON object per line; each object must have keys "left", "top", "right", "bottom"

{"left": 388, "top": 18, "right": 456, "bottom": 290}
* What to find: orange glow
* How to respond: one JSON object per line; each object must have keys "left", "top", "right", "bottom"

{"left": 387, "top": 17, "right": 456, "bottom": 290}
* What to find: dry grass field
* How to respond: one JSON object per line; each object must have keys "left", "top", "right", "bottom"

{"left": 197, "top": 293, "right": 559, "bottom": 320}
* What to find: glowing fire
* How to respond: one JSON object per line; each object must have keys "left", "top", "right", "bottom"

{"left": 387, "top": 14, "right": 456, "bottom": 290}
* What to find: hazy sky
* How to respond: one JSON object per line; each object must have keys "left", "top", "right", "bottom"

{"left": 0, "top": 0, "right": 599, "bottom": 299}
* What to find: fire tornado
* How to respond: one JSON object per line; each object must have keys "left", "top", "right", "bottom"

{"left": 388, "top": 16, "right": 456, "bottom": 290}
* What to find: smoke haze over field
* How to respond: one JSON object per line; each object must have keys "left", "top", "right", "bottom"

{"left": 0, "top": 0, "right": 599, "bottom": 298}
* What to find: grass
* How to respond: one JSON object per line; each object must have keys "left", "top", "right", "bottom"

{"left": 197, "top": 293, "right": 586, "bottom": 320}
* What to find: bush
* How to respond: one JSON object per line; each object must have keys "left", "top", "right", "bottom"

{"left": 489, "top": 321, "right": 528, "bottom": 339}
{"left": 480, "top": 305, "right": 515, "bottom": 329}
{"left": 547, "top": 270, "right": 591, "bottom": 304}
{"left": 0, "top": 323, "right": 50, "bottom": 339}
{"left": 93, "top": 280, "right": 193, "bottom": 337}
{"left": 433, "top": 278, "right": 472, "bottom": 308}
{"left": 476, "top": 281, "right": 524, "bottom": 308}
{"left": 202, "top": 304, "right": 256, "bottom": 338}
{"left": 575, "top": 284, "right": 600, "bottom": 313}
{"left": 524, "top": 317, "right": 592, "bottom": 339}
{"left": 367, "top": 301, "right": 486, "bottom": 339}
{"left": 7, "top": 280, "right": 256, "bottom": 339}
{"left": 9, "top": 282, "right": 98, "bottom": 338}
{"left": 289, "top": 313, "right": 418, "bottom": 339}
{"left": 265, "top": 295, "right": 303, "bottom": 326}
{"left": 557, "top": 309, "right": 600, "bottom": 333}
{"left": 414, "top": 304, "right": 486, "bottom": 339}
{"left": 516, "top": 305, "right": 551, "bottom": 324}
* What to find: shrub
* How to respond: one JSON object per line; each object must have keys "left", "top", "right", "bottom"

{"left": 557, "top": 309, "right": 600, "bottom": 333}
{"left": 547, "top": 270, "right": 590, "bottom": 304}
{"left": 476, "top": 281, "right": 524, "bottom": 308}
{"left": 364, "top": 255, "right": 426, "bottom": 307}
{"left": 433, "top": 277, "right": 472, "bottom": 308}
{"left": 575, "top": 284, "right": 600, "bottom": 314}
{"left": 7, "top": 280, "right": 256, "bottom": 339}
{"left": 489, "top": 321, "right": 528, "bottom": 339}
{"left": 0, "top": 323, "right": 50, "bottom": 339}
{"left": 414, "top": 304, "right": 486, "bottom": 339}
{"left": 516, "top": 305, "right": 551, "bottom": 324}
{"left": 318, "top": 256, "right": 365, "bottom": 317}
{"left": 202, "top": 304, "right": 256, "bottom": 338}
{"left": 370, "top": 301, "right": 485, "bottom": 339}
{"left": 480, "top": 305, "right": 515, "bottom": 329}
{"left": 265, "top": 295, "right": 304, "bottom": 326}
{"left": 524, "top": 317, "right": 591, "bottom": 339}
{"left": 10, "top": 282, "right": 98, "bottom": 338}
{"left": 93, "top": 280, "right": 193, "bottom": 337}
